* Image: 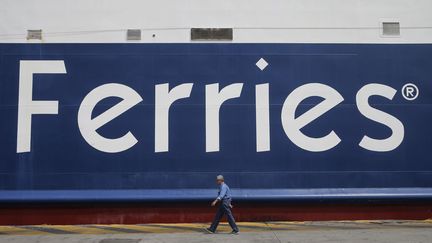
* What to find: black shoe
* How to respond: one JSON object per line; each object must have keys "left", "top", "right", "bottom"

{"left": 231, "top": 230, "right": 239, "bottom": 234}
{"left": 205, "top": 228, "right": 215, "bottom": 234}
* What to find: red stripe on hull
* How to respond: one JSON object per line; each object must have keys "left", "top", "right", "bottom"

{"left": 0, "top": 202, "right": 431, "bottom": 225}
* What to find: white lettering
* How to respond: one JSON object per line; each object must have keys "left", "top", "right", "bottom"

{"left": 255, "top": 83, "right": 270, "bottom": 152}
{"left": 17, "top": 60, "right": 66, "bottom": 153}
{"left": 155, "top": 83, "right": 193, "bottom": 152}
{"left": 281, "top": 83, "right": 343, "bottom": 152}
{"left": 205, "top": 83, "right": 243, "bottom": 152}
{"left": 357, "top": 83, "right": 404, "bottom": 152}
{"left": 77, "top": 83, "right": 143, "bottom": 153}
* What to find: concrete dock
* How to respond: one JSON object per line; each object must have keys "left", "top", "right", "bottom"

{"left": 0, "top": 220, "right": 431, "bottom": 242}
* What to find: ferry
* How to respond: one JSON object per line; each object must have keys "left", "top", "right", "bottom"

{"left": 0, "top": 0, "right": 431, "bottom": 224}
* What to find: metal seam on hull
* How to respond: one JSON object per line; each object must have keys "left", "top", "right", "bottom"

{"left": 1, "top": 26, "right": 432, "bottom": 37}
{"left": 2, "top": 188, "right": 432, "bottom": 202}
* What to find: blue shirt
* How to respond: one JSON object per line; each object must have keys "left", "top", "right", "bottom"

{"left": 216, "top": 183, "right": 231, "bottom": 200}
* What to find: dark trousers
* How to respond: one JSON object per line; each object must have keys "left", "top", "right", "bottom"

{"left": 209, "top": 199, "right": 239, "bottom": 232}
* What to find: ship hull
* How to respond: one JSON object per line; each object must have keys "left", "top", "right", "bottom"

{"left": 1, "top": 43, "right": 432, "bottom": 205}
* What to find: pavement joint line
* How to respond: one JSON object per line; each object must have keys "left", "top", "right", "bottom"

{"left": 265, "top": 222, "right": 282, "bottom": 243}
{"left": 265, "top": 224, "right": 348, "bottom": 231}
{"left": 267, "top": 222, "right": 315, "bottom": 227}
{"left": 85, "top": 225, "right": 147, "bottom": 234}
{"left": 16, "top": 226, "right": 76, "bottom": 234}
{"left": 139, "top": 224, "right": 206, "bottom": 233}
{"left": 59, "top": 225, "right": 123, "bottom": 235}
{"left": 106, "top": 224, "right": 164, "bottom": 233}
{"left": 265, "top": 222, "right": 311, "bottom": 230}
{"left": 224, "top": 224, "right": 268, "bottom": 230}
{"left": 0, "top": 226, "right": 46, "bottom": 235}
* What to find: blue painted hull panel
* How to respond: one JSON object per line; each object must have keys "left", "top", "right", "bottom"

{"left": 1, "top": 188, "right": 432, "bottom": 202}
{"left": 0, "top": 44, "right": 432, "bottom": 201}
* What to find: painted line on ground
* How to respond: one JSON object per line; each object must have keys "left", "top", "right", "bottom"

{"left": 0, "top": 220, "right": 430, "bottom": 235}
{"left": 86, "top": 225, "right": 148, "bottom": 234}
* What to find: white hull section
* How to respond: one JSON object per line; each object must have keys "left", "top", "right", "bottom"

{"left": 0, "top": 0, "right": 431, "bottom": 43}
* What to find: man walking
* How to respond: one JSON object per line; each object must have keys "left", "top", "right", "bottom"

{"left": 206, "top": 175, "right": 239, "bottom": 234}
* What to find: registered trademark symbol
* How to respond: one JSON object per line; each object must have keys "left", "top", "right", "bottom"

{"left": 401, "top": 83, "right": 419, "bottom": 101}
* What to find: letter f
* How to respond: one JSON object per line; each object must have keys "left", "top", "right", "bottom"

{"left": 16, "top": 60, "right": 66, "bottom": 153}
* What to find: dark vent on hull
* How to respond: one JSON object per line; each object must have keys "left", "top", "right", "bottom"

{"left": 27, "top": 30, "right": 42, "bottom": 40}
{"left": 127, "top": 29, "right": 141, "bottom": 41}
{"left": 191, "top": 28, "right": 233, "bottom": 41}
{"left": 382, "top": 22, "right": 400, "bottom": 36}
